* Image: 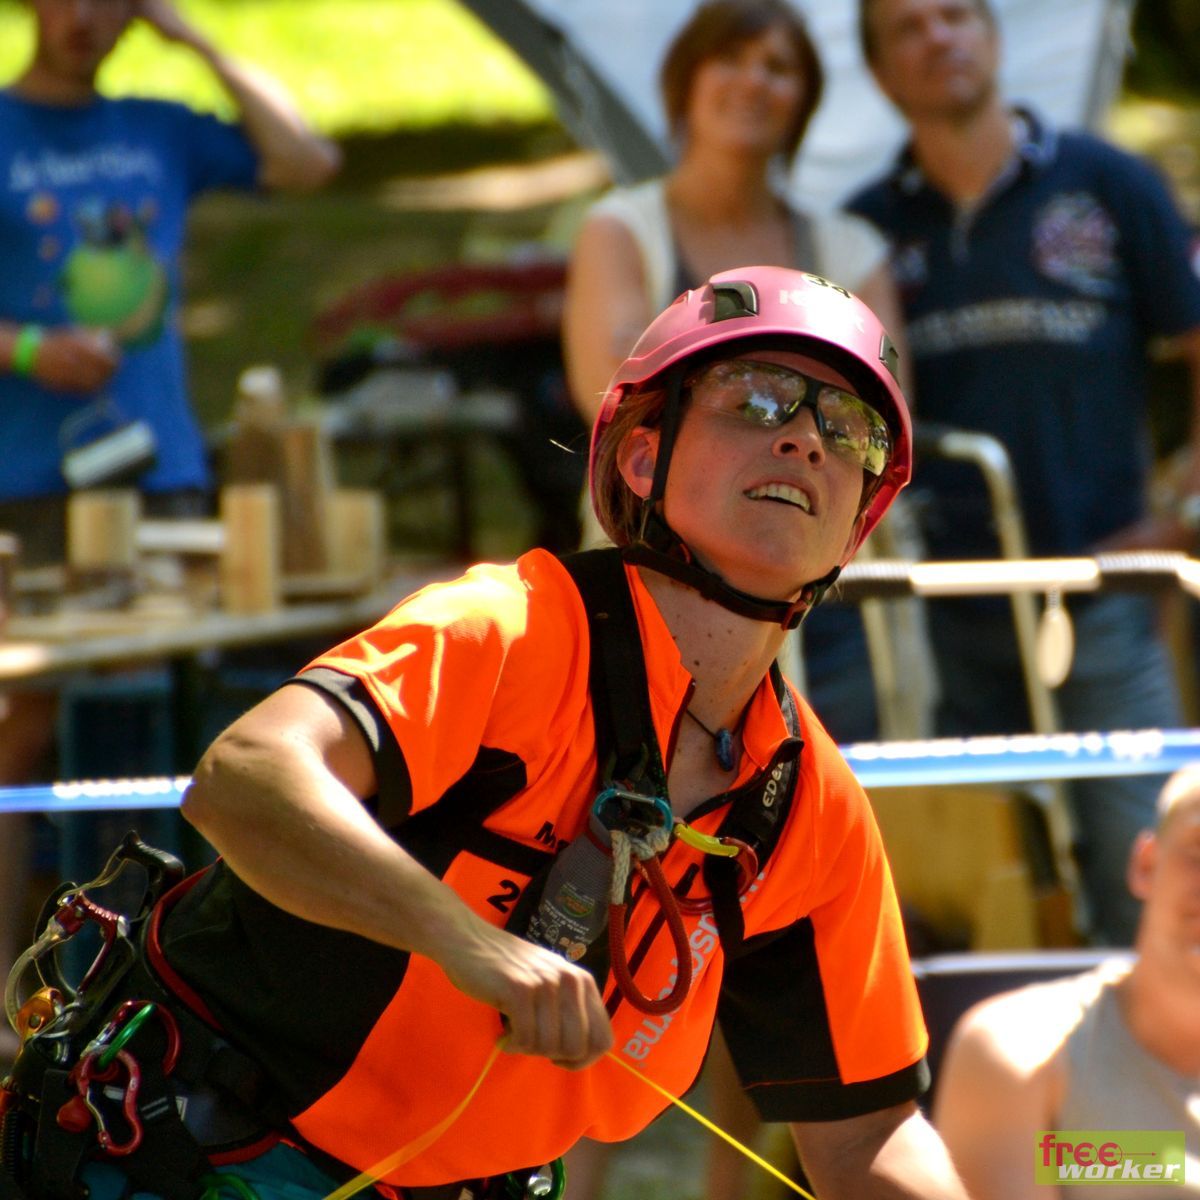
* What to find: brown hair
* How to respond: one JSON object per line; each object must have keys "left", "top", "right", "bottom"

{"left": 858, "top": 0, "right": 995, "bottom": 66}
{"left": 590, "top": 386, "right": 670, "bottom": 546}
{"left": 660, "top": 0, "right": 824, "bottom": 165}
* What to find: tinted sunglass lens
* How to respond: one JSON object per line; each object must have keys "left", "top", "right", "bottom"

{"left": 816, "top": 389, "right": 891, "bottom": 476}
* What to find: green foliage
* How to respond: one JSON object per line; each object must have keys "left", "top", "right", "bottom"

{"left": 0, "top": 0, "right": 554, "bottom": 133}
{"left": 1126, "top": 0, "right": 1200, "bottom": 102}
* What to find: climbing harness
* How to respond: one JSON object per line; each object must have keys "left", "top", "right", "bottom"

{"left": 329, "top": 547, "right": 807, "bottom": 1195}
{"left": 2, "top": 837, "right": 560, "bottom": 1200}
{"left": 512, "top": 549, "right": 802, "bottom": 1026}
{"left": 0, "top": 834, "right": 285, "bottom": 1200}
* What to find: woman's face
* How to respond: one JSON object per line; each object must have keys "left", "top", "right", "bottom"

{"left": 683, "top": 23, "right": 806, "bottom": 159}
{"left": 619, "top": 352, "right": 869, "bottom": 602}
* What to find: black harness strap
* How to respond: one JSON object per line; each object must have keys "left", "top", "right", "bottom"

{"left": 560, "top": 549, "right": 666, "bottom": 794}
{"left": 559, "top": 549, "right": 804, "bottom": 961}
{"left": 703, "top": 673, "right": 803, "bottom": 958}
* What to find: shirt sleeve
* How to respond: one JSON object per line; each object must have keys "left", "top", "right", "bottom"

{"left": 1103, "top": 142, "right": 1200, "bottom": 340}
{"left": 718, "top": 729, "right": 929, "bottom": 1122}
{"left": 172, "top": 104, "right": 260, "bottom": 197}
{"left": 812, "top": 210, "right": 889, "bottom": 293}
{"left": 587, "top": 179, "right": 675, "bottom": 312}
{"left": 295, "top": 556, "right": 586, "bottom": 823}
{"left": 288, "top": 666, "right": 413, "bottom": 828}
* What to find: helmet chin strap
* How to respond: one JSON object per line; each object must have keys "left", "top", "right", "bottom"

{"left": 624, "top": 507, "right": 840, "bottom": 632}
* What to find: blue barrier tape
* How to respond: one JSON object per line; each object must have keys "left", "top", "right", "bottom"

{"left": 841, "top": 728, "right": 1200, "bottom": 788}
{"left": 0, "top": 776, "right": 191, "bottom": 814}
{"left": 3, "top": 730, "right": 1200, "bottom": 814}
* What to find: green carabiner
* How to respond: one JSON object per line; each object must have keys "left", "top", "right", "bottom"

{"left": 96, "top": 1002, "right": 156, "bottom": 1070}
{"left": 503, "top": 1157, "right": 565, "bottom": 1200}
{"left": 198, "top": 1172, "right": 262, "bottom": 1200}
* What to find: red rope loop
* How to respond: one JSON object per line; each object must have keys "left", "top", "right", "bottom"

{"left": 608, "top": 854, "right": 693, "bottom": 1015}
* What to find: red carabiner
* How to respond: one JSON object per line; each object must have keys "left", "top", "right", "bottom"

{"left": 60, "top": 1048, "right": 143, "bottom": 1156}
{"left": 674, "top": 838, "right": 760, "bottom": 915}
{"left": 94, "top": 1049, "right": 143, "bottom": 1157}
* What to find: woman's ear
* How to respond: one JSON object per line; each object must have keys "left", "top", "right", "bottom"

{"left": 617, "top": 427, "right": 660, "bottom": 500}
{"left": 1127, "top": 829, "right": 1157, "bottom": 902}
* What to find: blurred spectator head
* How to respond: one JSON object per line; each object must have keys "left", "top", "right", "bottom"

{"left": 660, "top": 0, "right": 824, "bottom": 166}
{"left": 27, "top": 0, "right": 136, "bottom": 85}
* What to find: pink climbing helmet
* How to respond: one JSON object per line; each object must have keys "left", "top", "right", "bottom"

{"left": 589, "top": 264, "right": 912, "bottom": 564}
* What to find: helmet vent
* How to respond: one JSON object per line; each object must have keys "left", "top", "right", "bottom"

{"left": 711, "top": 282, "right": 759, "bottom": 322}
{"left": 879, "top": 333, "right": 900, "bottom": 384}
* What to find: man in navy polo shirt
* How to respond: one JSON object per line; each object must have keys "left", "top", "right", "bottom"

{"left": 849, "top": 0, "right": 1200, "bottom": 944}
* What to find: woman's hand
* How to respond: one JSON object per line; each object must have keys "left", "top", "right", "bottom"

{"left": 442, "top": 919, "right": 614, "bottom": 1070}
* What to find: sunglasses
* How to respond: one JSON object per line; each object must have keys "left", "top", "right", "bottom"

{"left": 684, "top": 359, "right": 893, "bottom": 477}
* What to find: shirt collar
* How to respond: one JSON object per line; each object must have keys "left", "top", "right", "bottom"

{"left": 891, "top": 104, "right": 1057, "bottom": 197}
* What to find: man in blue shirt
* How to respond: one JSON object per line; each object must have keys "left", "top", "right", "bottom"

{"left": 848, "top": 0, "right": 1200, "bottom": 944}
{"left": 0, "top": 0, "right": 340, "bottom": 530}
{"left": 0, "top": 0, "right": 340, "bottom": 1071}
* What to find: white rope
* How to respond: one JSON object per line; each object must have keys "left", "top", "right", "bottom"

{"left": 609, "top": 825, "right": 672, "bottom": 903}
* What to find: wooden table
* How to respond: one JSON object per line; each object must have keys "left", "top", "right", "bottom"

{"left": 0, "top": 563, "right": 460, "bottom": 787}
{"left": 0, "top": 564, "right": 456, "bottom": 684}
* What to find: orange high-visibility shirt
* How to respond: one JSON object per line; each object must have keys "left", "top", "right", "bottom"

{"left": 163, "top": 550, "right": 927, "bottom": 1188}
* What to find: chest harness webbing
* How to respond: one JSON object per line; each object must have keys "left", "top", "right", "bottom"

{"left": 557, "top": 549, "right": 806, "bottom": 978}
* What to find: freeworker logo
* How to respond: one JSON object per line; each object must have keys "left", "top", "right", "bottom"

{"left": 1036, "top": 1131, "right": 1186, "bottom": 1186}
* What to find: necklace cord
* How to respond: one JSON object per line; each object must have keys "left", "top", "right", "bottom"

{"left": 683, "top": 707, "right": 743, "bottom": 771}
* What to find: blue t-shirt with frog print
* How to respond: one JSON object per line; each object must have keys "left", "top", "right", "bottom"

{"left": 0, "top": 90, "right": 258, "bottom": 498}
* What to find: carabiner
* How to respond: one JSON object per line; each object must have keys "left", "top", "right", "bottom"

{"left": 84, "top": 999, "right": 181, "bottom": 1074}
{"left": 593, "top": 787, "right": 672, "bottom": 836}
{"left": 502, "top": 1157, "right": 566, "bottom": 1200}
{"left": 59, "top": 1047, "right": 143, "bottom": 1156}
{"left": 673, "top": 836, "right": 760, "bottom": 915}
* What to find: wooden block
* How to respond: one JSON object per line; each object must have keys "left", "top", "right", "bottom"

{"left": 219, "top": 484, "right": 280, "bottom": 614}
{"left": 281, "top": 421, "right": 335, "bottom": 575}
{"left": 137, "top": 518, "right": 225, "bottom": 556}
{"left": 973, "top": 862, "right": 1040, "bottom": 950}
{"left": 0, "top": 531, "right": 17, "bottom": 631}
{"left": 223, "top": 422, "right": 286, "bottom": 488}
{"left": 326, "top": 489, "right": 386, "bottom": 587}
{"left": 871, "top": 784, "right": 1047, "bottom": 948}
{"left": 67, "top": 489, "right": 141, "bottom": 572}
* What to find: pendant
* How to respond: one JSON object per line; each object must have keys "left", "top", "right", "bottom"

{"left": 715, "top": 728, "right": 735, "bottom": 772}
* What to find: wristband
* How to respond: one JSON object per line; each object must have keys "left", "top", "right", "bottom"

{"left": 11, "top": 325, "right": 44, "bottom": 377}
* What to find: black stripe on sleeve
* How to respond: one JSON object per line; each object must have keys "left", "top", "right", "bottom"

{"left": 718, "top": 918, "right": 930, "bottom": 1122}
{"left": 287, "top": 668, "right": 413, "bottom": 829}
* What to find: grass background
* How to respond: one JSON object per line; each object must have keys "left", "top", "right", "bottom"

{"left": 0, "top": 0, "right": 556, "bottom": 131}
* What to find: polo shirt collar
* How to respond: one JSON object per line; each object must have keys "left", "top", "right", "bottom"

{"left": 891, "top": 104, "right": 1057, "bottom": 197}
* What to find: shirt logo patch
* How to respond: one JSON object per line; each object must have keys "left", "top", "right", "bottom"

{"left": 1032, "top": 193, "right": 1118, "bottom": 297}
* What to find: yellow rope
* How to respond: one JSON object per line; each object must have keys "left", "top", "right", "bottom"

{"left": 602, "top": 1051, "right": 818, "bottom": 1200}
{"left": 319, "top": 1037, "right": 817, "bottom": 1200}
{"left": 319, "top": 1039, "right": 506, "bottom": 1200}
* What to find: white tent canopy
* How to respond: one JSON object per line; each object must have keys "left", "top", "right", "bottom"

{"left": 460, "top": 0, "right": 1135, "bottom": 210}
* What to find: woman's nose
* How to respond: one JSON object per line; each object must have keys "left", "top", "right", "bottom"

{"left": 773, "top": 408, "right": 825, "bottom": 461}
